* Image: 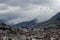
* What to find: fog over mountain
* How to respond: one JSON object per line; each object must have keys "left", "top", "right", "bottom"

{"left": 0, "top": 0, "right": 60, "bottom": 25}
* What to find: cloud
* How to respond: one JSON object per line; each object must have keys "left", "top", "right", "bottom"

{"left": 0, "top": 0, "right": 60, "bottom": 25}
{"left": 0, "top": 3, "right": 21, "bottom": 14}
{"left": 6, "top": 5, "right": 41, "bottom": 25}
{"left": 6, "top": 5, "right": 54, "bottom": 25}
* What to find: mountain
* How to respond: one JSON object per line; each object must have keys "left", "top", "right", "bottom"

{"left": 12, "top": 12, "right": 60, "bottom": 28}
{"left": 40, "top": 12, "right": 60, "bottom": 24}
{"left": 35, "top": 12, "right": 60, "bottom": 29}
{"left": 0, "top": 12, "right": 60, "bottom": 28}
{"left": 50, "top": 12, "right": 60, "bottom": 21}
{"left": 12, "top": 19, "right": 37, "bottom": 27}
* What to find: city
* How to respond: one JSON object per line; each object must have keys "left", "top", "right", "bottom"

{"left": 0, "top": 20, "right": 60, "bottom": 40}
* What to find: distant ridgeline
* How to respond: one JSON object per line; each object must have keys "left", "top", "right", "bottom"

{"left": 12, "top": 19, "right": 37, "bottom": 27}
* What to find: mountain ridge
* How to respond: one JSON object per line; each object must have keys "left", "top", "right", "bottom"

{"left": 35, "top": 12, "right": 60, "bottom": 29}
{"left": 12, "top": 19, "right": 37, "bottom": 27}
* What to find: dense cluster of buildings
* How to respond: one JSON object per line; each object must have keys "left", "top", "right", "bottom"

{"left": 0, "top": 26, "right": 60, "bottom": 40}
{"left": 0, "top": 20, "right": 60, "bottom": 40}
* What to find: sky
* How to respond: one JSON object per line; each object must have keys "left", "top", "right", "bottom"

{"left": 0, "top": 0, "right": 60, "bottom": 25}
